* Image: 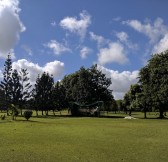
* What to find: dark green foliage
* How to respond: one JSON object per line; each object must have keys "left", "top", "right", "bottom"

{"left": 123, "top": 84, "right": 142, "bottom": 115}
{"left": 51, "top": 81, "right": 68, "bottom": 111}
{"left": 139, "top": 50, "right": 168, "bottom": 118}
{"left": 0, "top": 88, "right": 6, "bottom": 110}
{"left": 62, "top": 64, "right": 113, "bottom": 106}
{"left": 19, "top": 69, "right": 32, "bottom": 115}
{"left": 0, "top": 55, "right": 32, "bottom": 116}
{"left": 11, "top": 69, "right": 22, "bottom": 105}
{"left": 23, "top": 110, "right": 33, "bottom": 120}
{"left": 0, "top": 54, "right": 13, "bottom": 110}
{"left": 33, "top": 72, "right": 54, "bottom": 115}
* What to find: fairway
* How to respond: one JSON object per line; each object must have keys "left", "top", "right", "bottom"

{"left": 0, "top": 116, "right": 168, "bottom": 162}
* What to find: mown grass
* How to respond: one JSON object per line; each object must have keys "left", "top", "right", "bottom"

{"left": 0, "top": 113, "right": 168, "bottom": 162}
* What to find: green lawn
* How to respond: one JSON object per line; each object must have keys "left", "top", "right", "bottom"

{"left": 0, "top": 113, "right": 168, "bottom": 162}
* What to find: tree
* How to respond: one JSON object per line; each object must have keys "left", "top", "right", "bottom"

{"left": 89, "top": 64, "right": 113, "bottom": 104}
{"left": 11, "top": 69, "right": 22, "bottom": 106}
{"left": 23, "top": 110, "right": 33, "bottom": 121}
{"left": 19, "top": 69, "right": 32, "bottom": 115}
{"left": 0, "top": 88, "right": 6, "bottom": 111}
{"left": 51, "top": 81, "right": 68, "bottom": 114}
{"left": 62, "top": 64, "right": 113, "bottom": 106}
{"left": 0, "top": 54, "right": 13, "bottom": 115}
{"left": 123, "top": 84, "right": 142, "bottom": 116}
{"left": 33, "top": 72, "right": 54, "bottom": 116}
{"left": 139, "top": 50, "right": 168, "bottom": 118}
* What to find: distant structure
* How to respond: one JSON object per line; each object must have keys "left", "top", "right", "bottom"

{"left": 69, "top": 101, "right": 104, "bottom": 117}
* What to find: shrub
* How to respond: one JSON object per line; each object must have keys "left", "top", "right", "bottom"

{"left": 9, "top": 104, "right": 20, "bottom": 120}
{"left": 23, "top": 110, "right": 33, "bottom": 121}
{"left": 1, "top": 114, "right": 5, "bottom": 120}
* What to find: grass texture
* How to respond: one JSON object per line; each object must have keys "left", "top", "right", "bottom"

{"left": 0, "top": 114, "right": 168, "bottom": 162}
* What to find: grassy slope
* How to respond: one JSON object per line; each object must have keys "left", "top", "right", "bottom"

{"left": 0, "top": 115, "right": 168, "bottom": 162}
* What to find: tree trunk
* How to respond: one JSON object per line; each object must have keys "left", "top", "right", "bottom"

{"left": 21, "top": 109, "right": 23, "bottom": 116}
{"left": 159, "top": 110, "right": 164, "bottom": 119}
{"left": 45, "top": 110, "right": 48, "bottom": 116}
{"left": 144, "top": 111, "right": 147, "bottom": 119}
{"left": 36, "top": 110, "right": 38, "bottom": 117}
{"left": 53, "top": 110, "right": 55, "bottom": 116}
{"left": 42, "top": 110, "right": 44, "bottom": 115}
{"left": 144, "top": 106, "right": 147, "bottom": 119}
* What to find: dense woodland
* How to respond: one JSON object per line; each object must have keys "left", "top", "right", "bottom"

{"left": 0, "top": 50, "right": 168, "bottom": 119}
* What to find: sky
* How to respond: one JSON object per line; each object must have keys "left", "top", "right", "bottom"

{"left": 0, "top": 0, "right": 168, "bottom": 99}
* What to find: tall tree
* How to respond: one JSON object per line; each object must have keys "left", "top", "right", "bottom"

{"left": 139, "top": 50, "right": 168, "bottom": 118}
{"left": 51, "top": 81, "right": 68, "bottom": 114}
{"left": 0, "top": 88, "right": 5, "bottom": 111}
{"left": 0, "top": 54, "right": 13, "bottom": 115}
{"left": 62, "top": 64, "right": 113, "bottom": 106}
{"left": 123, "top": 84, "right": 142, "bottom": 116}
{"left": 19, "top": 69, "right": 32, "bottom": 115}
{"left": 89, "top": 65, "right": 113, "bottom": 103}
{"left": 11, "top": 69, "right": 22, "bottom": 105}
{"left": 33, "top": 72, "right": 54, "bottom": 115}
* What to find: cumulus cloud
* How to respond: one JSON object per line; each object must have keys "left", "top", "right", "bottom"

{"left": 116, "top": 31, "right": 138, "bottom": 50}
{"left": 60, "top": 10, "right": 91, "bottom": 40}
{"left": 123, "top": 18, "right": 168, "bottom": 43}
{"left": 45, "top": 40, "right": 71, "bottom": 55}
{"left": 98, "top": 65, "right": 139, "bottom": 99}
{"left": 116, "top": 31, "right": 128, "bottom": 42}
{"left": 0, "top": 0, "right": 25, "bottom": 58}
{"left": 98, "top": 42, "right": 128, "bottom": 65}
{"left": 80, "top": 47, "right": 92, "bottom": 59}
{"left": 12, "top": 59, "right": 64, "bottom": 84}
{"left": 90, "top": 32, "right": 109, "bottom": 48}
{"left": 153, "top": 33, "right": 168, "bottom": 54}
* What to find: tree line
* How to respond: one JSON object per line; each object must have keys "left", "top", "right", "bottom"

{"left": 122, "top": 50, "right": 168, "bottom": 119}
{"left": 1, "top": 50, "right": 168, "bottom": 119}
{"left": 0, "top": 54, "right": 114, "bottom": 117}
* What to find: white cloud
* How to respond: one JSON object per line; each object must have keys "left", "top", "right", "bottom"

{"left": 116, "top": 31, "right": 138, "bottom": 50}
{"left": 45, "top": 40, "right": 71, "bottom": 55}
{"left": 153, "top": 33, "right": 168, "bottom": 54}
{"left": 90, "top": 32, "right": 109, "bottom": 48}
{"left": 80, "top": 47, "right": 92, "bottom": 59}
{"left": 98, "top": 65, "right": 139, "bottom": 99}
{"left": 98, "top": 42, "right": 128, "bottom": 65}
{"left": 123, "top": 18, "right": 168, "bottom": 43}
{"left": 116, "top": 31, "right": 128, "bottom": 42}
{"left": 0, "top": 0, "right": 25, "bottom": 58}
{"left": 12, "top": 59, "right": 64, "bottom": 84}
{"left": 60, "top": 10, "right": 91, "bottom": 40}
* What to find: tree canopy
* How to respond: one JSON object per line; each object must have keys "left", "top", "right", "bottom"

{"left": 139, "top": 50, "right": 168, "bottom": 118}
{"left": 62, "top": 64, "right": 113, "bottom": 105}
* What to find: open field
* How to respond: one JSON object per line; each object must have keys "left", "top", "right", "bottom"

{"left": 0, "top": 113, "right": 168, "bottom": 162}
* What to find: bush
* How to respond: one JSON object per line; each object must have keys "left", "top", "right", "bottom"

{"left": 1, "top": 114, "right": 5, "bottom": 120}
{"left": 9, "top": 104, "right": 20, "bottom": 120}
{"left": 23, "top": 110, "right": 33, "bottom": 121}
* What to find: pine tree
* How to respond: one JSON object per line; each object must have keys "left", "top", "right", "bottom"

{"left": 19, "top": 69, "right": 32, "bottom": 115}
{"left": 0, "top": 54, "right": 13, "bottom": 115}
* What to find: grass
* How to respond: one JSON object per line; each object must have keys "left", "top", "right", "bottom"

{"left": 0, "top": 112, "right": 168, "bottom": 162}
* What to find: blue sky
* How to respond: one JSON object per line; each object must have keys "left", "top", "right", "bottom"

{"left": 0, "top": 0, "right": 168, "bottom": 99}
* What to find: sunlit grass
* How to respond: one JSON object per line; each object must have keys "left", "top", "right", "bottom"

{"left": 0, "top": 113, "right": 168, "bottom": 162}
